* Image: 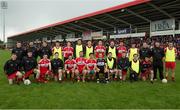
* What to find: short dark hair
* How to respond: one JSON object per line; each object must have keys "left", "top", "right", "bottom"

{"left": 133, "top": 54, "right": 138, "bottom": 57}
{"left": 108, "top": 52, "right": 112, "bottom": 54}
{"left": 12, "top": 53, "right": 17, "bottom": 55}
{"left": 55, "top": 52, "right": 59, "bottom": 55}
{"left": 16, "top": 41, "right": 21, "bottom": 44}
{"left": 89, "top": 53, "right": 94, "bottom": 56}
{"left": 42, "top": 41, "right": 47, "bottom": 44}
{"left": 56, "top": 41, "right": 60, "bottom": 43}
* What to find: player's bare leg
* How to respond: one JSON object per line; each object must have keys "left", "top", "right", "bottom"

{"left": 122, "top": 70, "right": 127, "bottom": 81}
{"left": 150, "top": 70, "right": 154, "bottom": 83}
{"left": 71, "top": 70, "right": 75, "bottom": 82}
{"left": 82, "top": 70, "right": 87, "bottom": 82}
{"left": 96, "top": 68, "right": 100, "bottom": 83}
{"left": 113, "top": 69, "right": 117, "bottom": 80}
{"left": 165, "top": 68, "right": 169, "bottom": 80}
{"left": 115, "top": 70, "right": 119, "bottom": 80}
{"left": 75, "top": 69, "right": 80, "bottom": 82}
{"left": 34, "top": 69, "right": 40, "bottom": 81}
{"left": 171, "top": 68, "right": 175, "bottom": 81}
{"left": 117, "top": 70, "right": 122, "bottom": 80}
{"left": 8, "top": 79, "right": 13, "bottom": 85}
{"left": 122, "top": 74, "right": 126, "bottom": 81}
{"left": 16, "top": 71, "right": 23, "bottom": 84}
{"left": 58, "top": 69, "right": 63, "bottom": 82}
{"left": 104, "top": 69, "right": 109, "bottom": 83}
{"left": 142, "top": 76, "right": 146, "bottom": 81}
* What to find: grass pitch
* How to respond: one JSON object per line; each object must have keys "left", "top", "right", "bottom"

{"left": 0, "top": 49, "right": 180, "bottom": 109}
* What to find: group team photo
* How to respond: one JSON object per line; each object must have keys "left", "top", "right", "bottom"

{"left": 4, "top": 38, "right": 178, "bottom": 85}
{"left": 1, "top": 0, "right": 180, "bottom": 109}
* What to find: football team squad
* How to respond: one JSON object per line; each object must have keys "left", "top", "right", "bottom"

{"left": 4, "top": 39, "right": 177, "bottom": 85}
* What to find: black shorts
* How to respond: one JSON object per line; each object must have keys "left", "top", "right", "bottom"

{"left": 98, "top": 68, "right": 105, "bottom": 73}
{"left": 52, "top": 68, "right": 63, "bottom": 74}
{"left": 52, "top": 69, "right": 59, "bottom": 74}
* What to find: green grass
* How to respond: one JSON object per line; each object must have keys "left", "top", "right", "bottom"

{"left": 0, "top": 49, "right": 180, "bottom": 109}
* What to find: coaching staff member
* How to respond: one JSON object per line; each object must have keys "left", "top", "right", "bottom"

{"left": 151, "top": 41, "right": 165, "bottom": 80}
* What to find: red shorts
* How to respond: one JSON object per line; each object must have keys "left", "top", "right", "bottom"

{"left": 165, "top": 62, "right": 176, "bottom": 69}
{"left": 66, "top": 68, "right": 74, "bottom": 73}
{"left": 24, "top": 69, "right": 34, "bottom": 78}
{"left": 141, "top": 70, "right": 151, "bottom": 78}
{"left": 77, "top": 68, "right": 84, "bottom": 74}
{"left": 41, "top": 70, "right": 51, "bottom": 75}
{"left": 122, "top": 70, "right": 127, "bottom": 76}
{"left": 7, "top": 71, "right": 18, "bottom": 79}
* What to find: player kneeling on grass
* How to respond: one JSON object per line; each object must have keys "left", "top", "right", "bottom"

{"left": 106, "top": 52, "right": 117, "bottom": 81}
{"left": 37, "top": 54, "right": 51, "bottom": 83}
{"left": 21, "top": 50, "right": 39, "bottom": 82}
{"left": 96, "top": 53, "right": 109, "bottom": 83}
{"left": 129, "top": 54, "right": 140, "bottom": 82}
{"left": 51, "top": 52, "right": 64, "bottom": 82}
{"left": 64, "top": 55, "right": 76, "bottom": 81}
{"left": 117, "top": 52, "right": 129, "bottom": 81}
{"left": 4, "top": 53, "right": 23, "bottom": 85}
{"left": 75, "top": 51, "right": 87, "bottom": 82}
{"left": 140, "top": 57, "right": 154, "bottom": 83}
{"left": 85, "top": 53, "right": 97, "bottom": 81}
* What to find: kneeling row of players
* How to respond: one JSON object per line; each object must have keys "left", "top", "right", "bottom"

{"left": 4, "top": 51, "right": 153, "bottom": 85}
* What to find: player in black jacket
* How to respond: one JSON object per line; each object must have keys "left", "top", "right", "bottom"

{"left": 151, "top": 42, "right": 165, "bottom": 80}
{"left": 26, "top": 42, "right": 38, "bottom": 59}
{"left": 139, "top": 42, "right": 152, "bottom": 60}
{"left": 51, "top": 52, "right": 64, "bottom": 82}
{"left": 38, "top": 41, "right": 52, "bottom": 59}
{"left": 96, "top": 53, "right": 108, "bottom": 83}
{"left": 12, "top": 42, "right": 26, "bottom": 61}
{"left": 4, "top": 53, "right": 23, "bottom": 84}
{"left": 21, "top": 50, "right": 39, "bottom": 81}
{"left": 117, "top": 52, "right": 129, "bottom": 81}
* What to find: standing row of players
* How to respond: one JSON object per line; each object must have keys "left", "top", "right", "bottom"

{"left": 4, "top": 39, "right": 177, "bottom": 84}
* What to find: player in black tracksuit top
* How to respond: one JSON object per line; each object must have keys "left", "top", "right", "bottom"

{"left": 21, "top": 51, "right": 38, "bottom": 80}
{"left": 96, "top": 53, "right": 109, "bottom": 83}
{"left": 12, "top": 42, "right": 26, "bottom": 61}
{"left": 26, "top": 42, "right": 38, "bottom": 59}
{"left": 51, "top": 52, "right": 64, "bottom": 81}
{"left": 4, "top": 53, "right": 22, "bottom": 84}
{"left": 38, "top": 41, "right": 52, "bottom": 59}
{"left": 151, "top": 42, "right": 165, "bottom": 80}
{"left": 139, "top": 42, "right": 152, "bottom": 60}
{"left": 117, "top": 52, "right": 129, "bottom": 81}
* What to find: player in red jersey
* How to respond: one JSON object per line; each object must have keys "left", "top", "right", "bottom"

{"left": 63, "top": 41, "right": 74, "bottom": 62}
{"left": 64, "top": 55, "right": 76, "bottom": 81}
{"left": 117, "top": 41, "right": 127, "bottom": 59}
{"left": 37, "top": 54, "right": 51, "bottom": 83}
{"left": 85, "top": 53, "right": 97, "bottom": 81}
{"left": 75, "top": 51, "right": 87, "bottom": 82}
{"left": 94, "top": 40, "right": 106, "bottom": 58}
